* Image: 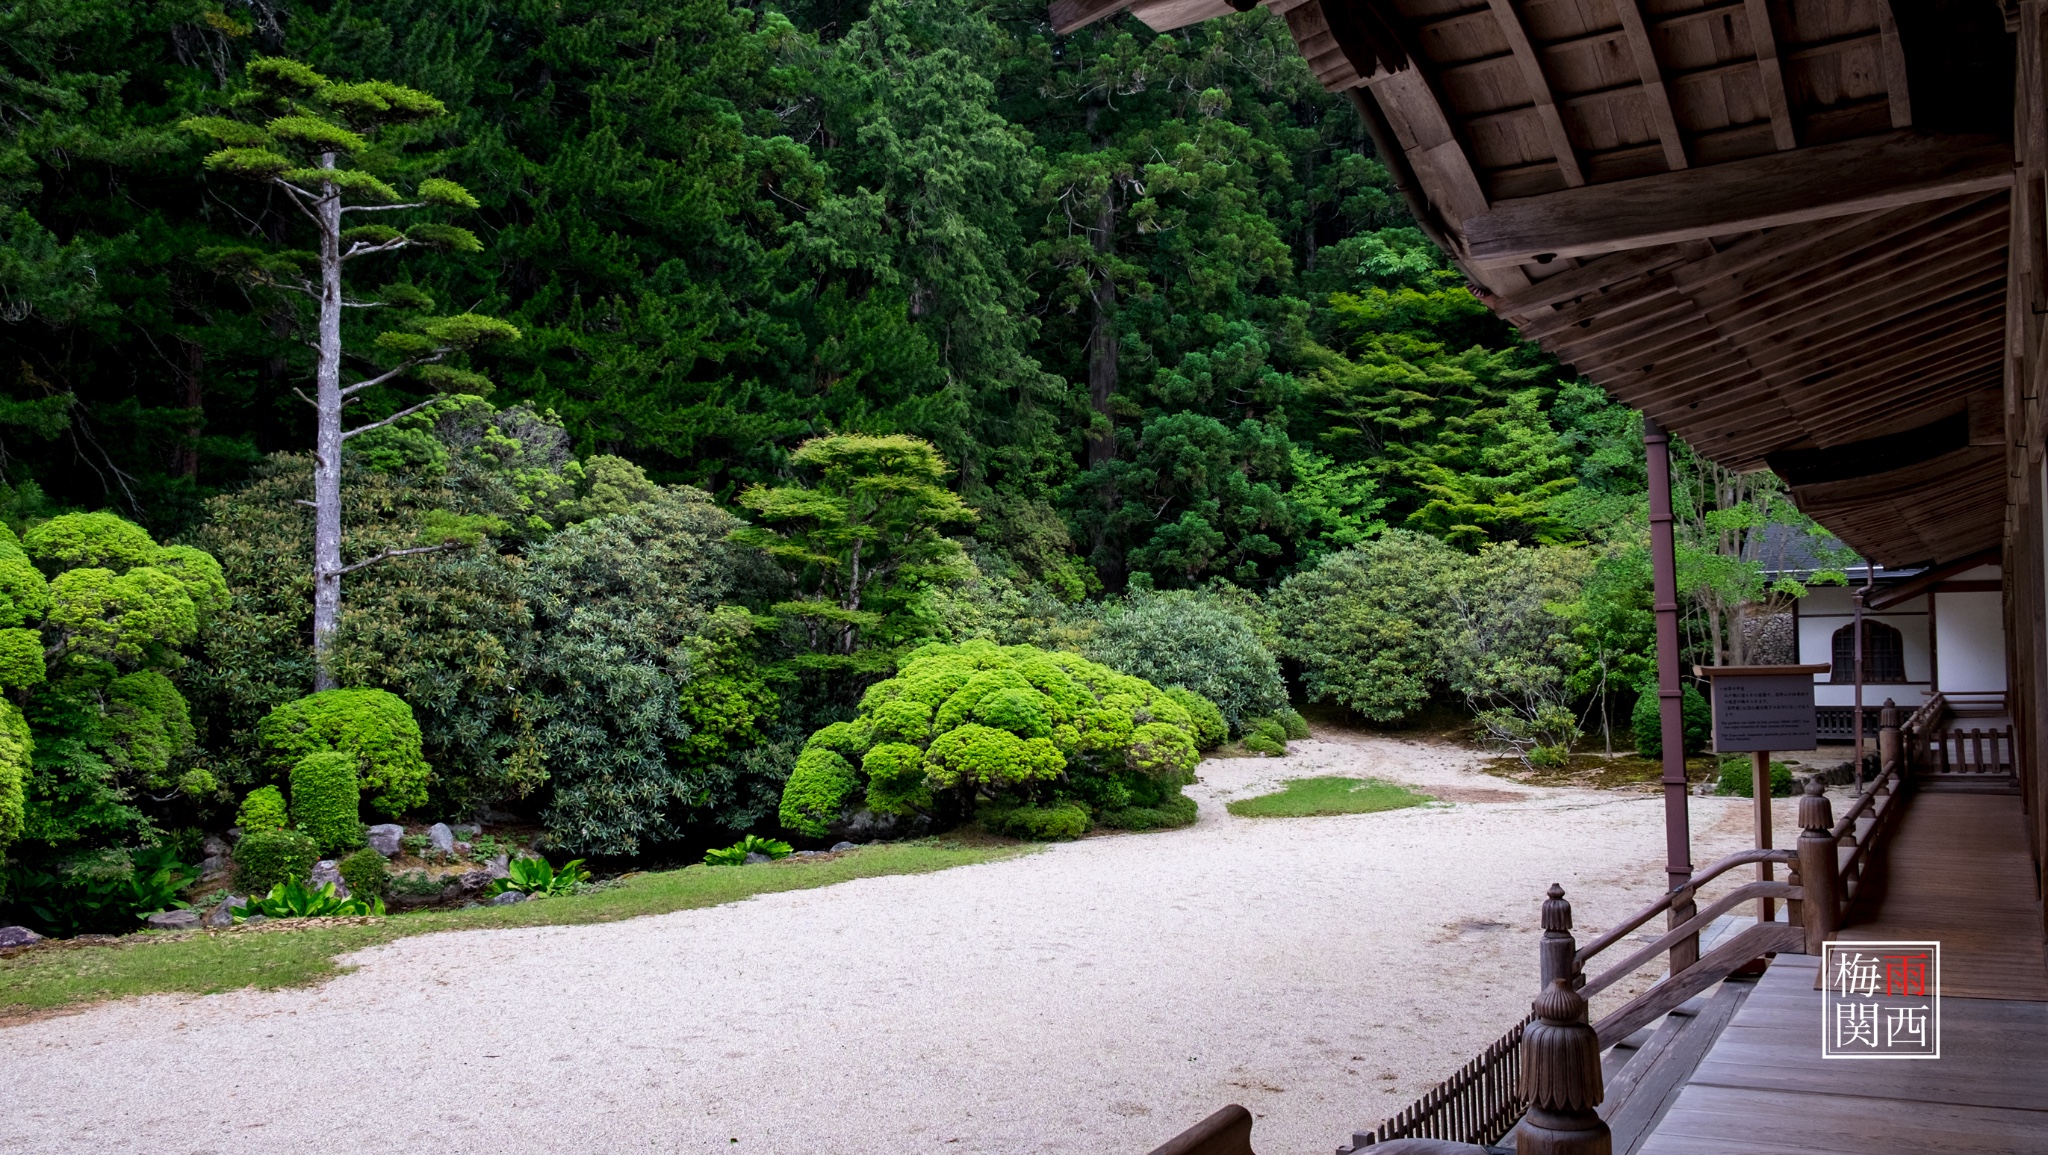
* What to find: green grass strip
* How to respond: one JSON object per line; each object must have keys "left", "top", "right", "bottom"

{"left": 1225, "top": 776, "right": 1433, "bottom": 818}
{"left": 0, "top": 839, "right": 1027, "bottom": 1018}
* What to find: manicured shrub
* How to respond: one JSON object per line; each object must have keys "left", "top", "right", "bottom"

{"left": 1717, "top": 757, "right": 1795, "bottom": 798}
{"left": 1275, "top": 708, "right": 1311, "bottom": 741}
{"left": 1244, "top": 716, "right": 1290, "bottom": 756}
{"left": 336, "top": 846, "right": 391, "bottom": 900}
{"left": 23, "top": 511, "right": 157, "bottom": 574}
{"left": 0, "top": 553, "right": 50, "bottom": 628}
{"left": 233, "top": 827, "right": 319, "bottom": 894}
{"left": 777, "top": 641, "right": 1205, "bottom": 836}
{"left": 258, "top": 689, "right": 431, "bottom": 816}
{"left": 779, "top": 748, "right": 859, "bottom": 838}
{"left": 1272, "top": 532, "right": 1467, "bottom": 723}
{"left": 0, "top": 628, "right": 45, "bottom": 689}
{"left": 1097, "top": 793, "right": 1198, "bottom": 831}
{"left": 0, "top": 700, "right": 28, "bottom": 851}
{"left": 1631, "top": 682, "right": 1712, "bottom": 761}
{"left": 1161, "top": 687, "right": 1226, "bottom": 750}
{"left": 980, "top": 800, "right": 1090, "bottom": 841}
{"left": 289, "top": 751, "right": 363, "bottom": 852}
{"left": 235, "top": 785, "right": 289, "bottom": 832}
{"left": 1086, "top": 591, "right": 1287, "bottom": 735}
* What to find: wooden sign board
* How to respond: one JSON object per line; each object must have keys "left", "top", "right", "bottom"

{"left": 1696, "top": 665, "right": 1831, "bottom": 754}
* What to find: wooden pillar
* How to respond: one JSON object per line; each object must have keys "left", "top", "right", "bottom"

{"left": 1644, "top": 416, "right": 1699, "bottom": 972}
{"left": 1540, "top": 884, "right": 1580, "bottom": 991}
{"left": 1796, "top": 776, "right": 1839, "bottom": 954}
{"left": 1752, "top": 750, "right": 1775, "bottom": 923}
{"left": 1517, "top": 979, "right": 1611, "bottom": 1155}
{"left": 1878, "top": 699, "right": 1900, "bottom": 782}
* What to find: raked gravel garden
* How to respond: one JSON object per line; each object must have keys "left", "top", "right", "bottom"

{"left": 0, "top": 729, "right": 1779, "bottom": 1155}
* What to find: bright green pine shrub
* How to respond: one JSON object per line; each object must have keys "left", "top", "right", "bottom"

{"left": 0, "top": 629, "right": 43, "bottom": 689}
{"left": 235, "top": 785, "right": 288, "bottom": 832}
{"left": 979, "top": 799, "right": 1090, "bottom": 841}
{"left": 232, "top": 826, "right": 319, "bottom": 894}
{"left": 1244, "top": 715, "right": 1290, "bottom": 756}
{"left": 1631, "top": 682, "right": 1713, "bottom": 761}
{"left": 289, "top": 750, "right": 363, "bottom": 852}
{"left": 336, "top": 846, "right": 390, "bottom": 900}
{"left": 778, "top": 641, "right": 1205, "bottom": 840}
{"left": 258, "top": 689, "right": 430, "bottom": 816}
{"left": 23, "top": 511, "right": 157, "bottom": 574}
{"left": 1161, "top": 687, "right": 1227, "bottom": 750}
{"left": 1275, "top": 708, "right": 1311, "bottom": 741}
{"left": 1085, "top": 590, "right": 1287, "bottom": 735}
{"left": 1716, "top": 758, "right": 1796, "bottom": 798}
{"left": 0, "top": 699, "right": 28, "bottom": 850}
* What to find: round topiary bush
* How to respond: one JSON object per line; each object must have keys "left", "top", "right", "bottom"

{"left": 336, "top": 846, "right": 391, "bottom": 900}
{"left": 233, "top": 827, "right": 319, "bottom": 894}
{"left": 1631, "top": 681, "right": 1712, "bottom": 761}
{"left": 257, "top": 689, "right": 431, "bottom": 816}
{"left": 1160, "top": 687, "right": 1226, "bottom": 750}
{"left": 235, "top": 785, "right": 289, "bottom": 832}
{"left": 1085, "top": 591, "right": 1287, "bottom": 735}
{"left": 777, "top": 641, "right": 1205, "bottom": 840}
{"left": 289, "top": 750, "right": 363, "bottom": 853}
{"left": 22, "top": 511, "right": 158, "bottom": 574}
{"left": 979, "top": 800, "right": 1091, "bottom": 841}
{"left": 0, "top": 699, "right": 28, "bottom": 852}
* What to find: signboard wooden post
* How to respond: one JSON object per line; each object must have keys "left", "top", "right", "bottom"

{"left": 1697, "top": 665, "right": 1830, "bottom": 924}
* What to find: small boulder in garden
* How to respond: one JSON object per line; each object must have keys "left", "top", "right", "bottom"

{"left": 0, "top": 926, "right": 44, "bottom": 949}
{"left": 308, "top": 859, "right": 351, "bottom": 898}
{"left": 366, "top": 824, "right": 405, "bottom": 858}
{"left": 427, "top": 823, "right": 456, "bottom": 855}
{"left": 490, "top": 891, "right": 527, "bottom": 905}
{"left": 146, "top": 909, "right": 201, "bottom": 930}
{"left": 204, "top": 896, "right": 241, "bottom": 928}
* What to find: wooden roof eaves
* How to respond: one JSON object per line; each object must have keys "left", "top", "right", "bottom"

{"left": 1460, "top": 131, "right": 2014, "bottom": 267}
{"left": 1483, "top": 0, "right": 1585, "bottom": 186}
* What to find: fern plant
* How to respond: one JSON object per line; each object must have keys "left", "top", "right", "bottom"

{"left": 703, "top": 835, "right": 793, "bottom": 866}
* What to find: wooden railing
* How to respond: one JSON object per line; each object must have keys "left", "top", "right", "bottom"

{"left": 1155, "top": 707, "right": 1934, "bottom": 1155}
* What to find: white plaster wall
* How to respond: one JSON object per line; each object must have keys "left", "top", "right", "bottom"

{"left": 1935, "top": 589, "right": 2007, "bottom": 692}
{"left": 1796, "top": 588, "right": 1930, "bottom": 705}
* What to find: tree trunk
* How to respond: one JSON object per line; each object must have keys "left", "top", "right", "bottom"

{"left": 1085, "top": 181, "right": 1117, "bottom": 469}
{"left": 311, "top": 155, "right": 344, "bottom": 692}
{"left": 177, "top": 337, "right": 204, "bottom": 480}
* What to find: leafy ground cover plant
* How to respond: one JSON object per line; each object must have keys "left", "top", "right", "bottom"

{"left": 1225, "top": 777, "right": 1432, "bottom": 818}
{"left": 0, "top": 846, "right": 197, "bottom": 936}
{"left": 777, "top": 641, "right": 1209, "bottom": 841}
{"left": 234, "top": 879, "right": 383, "bottom": 919}
{"left": 488, "top": 855, "right": 591, "bottom": 898}
{"left": 703, "top": 835, "right": 793, "bottom": 866}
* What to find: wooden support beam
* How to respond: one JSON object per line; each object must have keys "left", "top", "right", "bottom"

{"left": 1485, "top": 0, "right": 1584, "bottom": 186}
{"left": 1614, "top": 0, "right": 1688, "bottom": 171}
{"left": 1462, "top": 132, "right": 2013, "bottom": 266}
{"left": 1744, "top": 0, "right": 1798, "bottom": 150}
{"left": 1048, "top": 0, "right": 1127, "bottom": 34}
{"left": 1873, "top": 0, "right": 1913, "bottom": 128}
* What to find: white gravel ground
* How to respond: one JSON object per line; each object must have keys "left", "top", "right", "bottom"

{"left": 2, "top": 733, "right": 1783, "bottom": 1155}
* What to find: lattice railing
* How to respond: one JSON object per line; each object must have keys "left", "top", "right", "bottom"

{"left": 1339, "top": 1016, "right": 1529, "bottom": 1151}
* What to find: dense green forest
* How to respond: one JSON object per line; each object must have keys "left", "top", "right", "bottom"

{"left": 0, "top": 0, "right": 1844, "bottom": 931}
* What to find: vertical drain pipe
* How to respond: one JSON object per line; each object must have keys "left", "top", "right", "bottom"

{"left": 1645, "top": 416, "right": 1699, "bottom": 972}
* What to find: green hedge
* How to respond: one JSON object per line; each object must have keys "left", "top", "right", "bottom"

{"left": 235, "top": 785, "right": 288, "bottom": 832}
{"left": 980, "top": 800, "right": 1090, "bottom": 841}
{"left": 289, "top": 751, "right": 363, "bottom": 853}
{"left": 336, "top": 847, "right": 391, "bottom": 900}
{"left": 257, "top": 689, "right": 430, "bottom": 816}
{"left": 233, "top": 827, "right": 319, "bottom": 894}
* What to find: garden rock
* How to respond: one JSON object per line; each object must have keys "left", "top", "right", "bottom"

{"left": 829, "top": 842, "right": 856, "bottom": 852}
{"left": 457, "top": 869, "right": 493, "bottom": 894}
{"left": 0, "top": 926, "right": 42, "bottom": 949}
{"left": 427, "top": 823, "right": 456, "bottom": 855}
{"left": 203, "top": 834, "right": 232, "bottom": 859}
{"left": 308, "top": 860, "right": 352, "bottom": 898}
{"left": 829, "top": 806, "right": 928, "bottom": 844}
{"left": 455, "top": 842, "right": 473, "bottom": 856}
{"left": 145, "top": 909, "right": 201, "bottom": 930}
{"left": 204, "top": 896, "right": 241, "bottom": 928}
{"left": 744, "top": 852, "right": 772, "bottom": 865}
{"left": 451, "top": 823, "right": 481, "bottom": 838}
{"left": 487, "top": 854, "right": 510, "bottom": 880}
{"left": 243, "top": 914, "right": 267, "bottom": 926}
{"left": 490, "top": 891, "right": 527, "bottom": 905}
{"left": 366, "top": 824, "right": 405, "bottom": 858}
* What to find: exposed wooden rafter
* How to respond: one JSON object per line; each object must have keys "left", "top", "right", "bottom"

{"left": 1743, "top": 0, "right": 1797, "bottom": 149}
{"left": 1613, "top": 0, "right": 1687, "bottom": 171}
{"left": 1873, "top": 1, "right": 1913, "bottom": 129}
{"left": 1484, "top": 0, "right": 1585, "bottom": 186}
{"left": 1461, "top": 133, "right": 2013, "bottom": 266}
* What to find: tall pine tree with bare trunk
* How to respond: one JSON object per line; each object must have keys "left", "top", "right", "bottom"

{"left": 182, "top": 57, "right": 518, "bottom": 690}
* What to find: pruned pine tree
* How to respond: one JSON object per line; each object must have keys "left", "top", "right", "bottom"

{"left": 180, "top": 57, "right": 518, "bottom": 690}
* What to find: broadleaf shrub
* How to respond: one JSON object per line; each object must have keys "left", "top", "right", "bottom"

{"left": 235, "top": 785, "right": 288, "bottom": 832}
{"left": 1085, "top": 591, "right": 1286, "bottom": 735}
{"left": 232, "top": 827, "right": 319, "bottom": 894}
{"left": 336, "top": 846, "right": 390, "bottom": 900}
{"left": 1631, "top": 682, "right": 1712, "bottom": 760}
{"left": 1161, "top": 687, "right": 1226, "bottom": 750}
{"left": 257, "top": 689, "right": 430, "bottom": 816}
{"left": 1716, "top": 757, "right": 1795, "bottom": 798}
{"left": 777, "top": 641, "right": 1204, "bottom": 839}
{"left": 289, "top": 751, "right": 363, "bottom": 852}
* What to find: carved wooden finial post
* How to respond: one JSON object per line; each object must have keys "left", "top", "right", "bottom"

{"left": 1877, "top": 698, "right": 1900, "bottom": 788}
{"left": 1517, "top": 979, "right": 1611, "bottom": 1155}
{"left": 1539, "top": 884, "right": 1580, "bottom": 992}
{"left": 1796, "top": 776, "right": 1838, "bottom": 955}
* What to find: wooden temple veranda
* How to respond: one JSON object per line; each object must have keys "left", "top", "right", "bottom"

{"left": 1040, "top": 2, "right": 2048, "bottom": 1153}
